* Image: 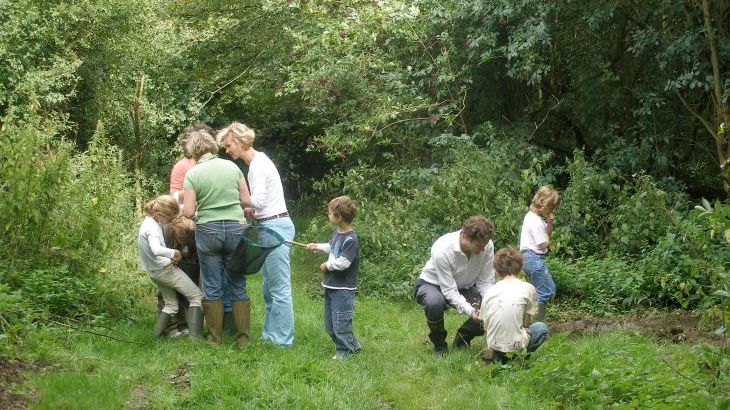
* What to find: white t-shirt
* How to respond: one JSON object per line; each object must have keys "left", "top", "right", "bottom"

{"left": 519, "top": 210, "right": 548, "bottom": 254}
{"left": 480, "top": 278, "right": 538, "bottom": 352}
{"left": 247, "top": 152, "right": 288, "bottom": 219}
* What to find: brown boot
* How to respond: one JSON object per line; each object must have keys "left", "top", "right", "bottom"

{"left": 231, "top": 300, "right": 251, "bottom": 348}
{"left": 202, "top": 299, "right": 224, "bottom": 345}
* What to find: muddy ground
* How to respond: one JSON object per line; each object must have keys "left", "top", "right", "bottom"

{"left": 551, "top": 310, "right": 724, "bottom": 345}
{"left": 0, "top": 359, "right": 37, "bottom": 410}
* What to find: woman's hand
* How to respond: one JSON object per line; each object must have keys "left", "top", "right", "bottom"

{"left": 244, "top": 207, "right": 255, "bottom": 219}
{"left": 319, "top": 262, "right": 327, "bottom": 273}
{"left": 305, "top": 243, "right": 318, "bottom": 252}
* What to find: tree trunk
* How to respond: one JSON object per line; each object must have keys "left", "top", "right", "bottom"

{"left": 700, "top": 0, "right": 729, "bottom": 195}
{"left": 133, "top": 75, "right": 145, "bottom": 220}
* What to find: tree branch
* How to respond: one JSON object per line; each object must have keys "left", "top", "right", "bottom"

{"left": 675, "top": 90, "right": 717, "bottom": 139}
{"left": 50, "top": 320, "right": 142, "bottom": 345}
{"left": 195, "top": 49, "right": 264, "bottom": 112}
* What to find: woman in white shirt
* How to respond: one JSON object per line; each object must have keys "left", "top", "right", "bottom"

{"left": 217, "top": 122, "right": 296, "bottom": 347}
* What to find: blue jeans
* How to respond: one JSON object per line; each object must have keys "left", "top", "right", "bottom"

{"left": 522, "top": 250, "right": 556, "bottom": 304}
{"left": 493, "top": 322, "right": 549, "bottom": 363}
{"left": 324, "top": 288, "right": 362, "bottom": 356}
{"left": 259, "top": 217, "right": 295, "bottom": 346}
{"left": 196, "top": 221, "right": 248, "bottom": 301}
{"left": 526, "top": 322, "right": 548, "bottom": 352}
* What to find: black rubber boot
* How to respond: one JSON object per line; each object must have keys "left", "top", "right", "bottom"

{"left": 427, "top": 319, "right": 448, "bottom": 355}
{"left": 453, "top": 317, "right": 485, "bottom": 349}
{"left": 187, "top": 306, "right": 203, "bottom": 340}
{"left": 153, "top": 312, "right": 172, "bottom": 337}
{"left": 175, "top": 293, "right": 189, "bottom": 333}
{"left": 534, "top": 303, "right": 547, "bottom": 322}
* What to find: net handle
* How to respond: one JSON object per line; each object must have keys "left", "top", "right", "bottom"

{"left": 286, "top": 239, "right": 307, "bottom": 248}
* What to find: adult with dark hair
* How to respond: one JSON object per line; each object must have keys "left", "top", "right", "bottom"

{"left": 170, "top": 123, "right": 215, "bottom": 206}
{"left": 413, "top": 215, "right": 496, "bottom": 355}
{"left": 170, "top": 123, "right": 239, "bottom": 336}
{"left": 183, "top": 130, "right": 251, "bottom": 347}
{"left": 217, "top": 122, "right": 296, "bottom": 347}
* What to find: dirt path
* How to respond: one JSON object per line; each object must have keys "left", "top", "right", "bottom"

{"left": 551, "top": 310, "right": 724, "bottom": 345}
{"left": 0, "top": 359, "right": 39, "bottom": 410}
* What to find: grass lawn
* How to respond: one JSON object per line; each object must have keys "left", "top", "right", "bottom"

{"left": 16, "top": 240, "right": 720, "bottom": 409}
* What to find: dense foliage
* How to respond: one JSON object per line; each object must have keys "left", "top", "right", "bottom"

{"left": 0, "top": 0, "right": 728, "bottom": 359}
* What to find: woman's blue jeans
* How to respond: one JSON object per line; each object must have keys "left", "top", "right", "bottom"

{"left": 196, "top": 220, "right": 248, "bottom": 302}
{"left": 259, "top": 217, "right": 295, "bottom": 346}
{"left": 522, "top": 250, "right": 556, "bottom": 304}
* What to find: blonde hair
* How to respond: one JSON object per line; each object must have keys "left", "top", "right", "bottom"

{"left": 530, "top": 186, "right": 560, "bottom": 214}
{"left": 185, "top": 130, "right": 218, "bottom": 160}
{"left": 328, "top": 196, "right": 358, "bottom": 223}
{"left": 216, "top": 122, "right": 255, "bottom": 147}
{"left": 144, "top": 195, "right": 180, "bottom": 221}
{"left": 167, "top": 216, "right": 195, "bottom": 248}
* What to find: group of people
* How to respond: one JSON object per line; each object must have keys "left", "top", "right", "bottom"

{"left": 138, "top": 120, "right": 560, "bottom": 362}
{"left": 138, "top": 122, "right": 295, "bottom": 348}
{"left": 414, "top": 186, "right": 559, "bottom": 363}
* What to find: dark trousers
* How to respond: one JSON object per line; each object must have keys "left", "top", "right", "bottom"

{"left": 413, "top": 278, "right": 484, "bottom": 347}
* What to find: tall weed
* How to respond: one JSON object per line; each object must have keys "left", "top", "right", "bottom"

{"left": 0, "top": 120, "right": 139, "bottom": 344}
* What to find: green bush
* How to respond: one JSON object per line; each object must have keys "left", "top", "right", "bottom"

{"left": 308, "top": 131, "right": 556, "bottom": 298}
{"left": 607, "top": 175, "right": 686, "bottom": 255}
{"left": 550, "top": 255, "right": 649, "bottom": 311}
{"left": 0, "top": 120, "right": 140, "bottom": 351}
{"left": 552, "top": 204, "right": 727, "bottom": 310}
{"left": 640, "top": 210, "right": 728, "bottom": 308}
{"left": 551, "top": 151, "right": 620, "bottom": 257}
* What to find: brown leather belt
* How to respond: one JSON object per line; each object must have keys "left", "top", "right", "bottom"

{"left": 256, "top": 211, "right": 289, "bottom": 223}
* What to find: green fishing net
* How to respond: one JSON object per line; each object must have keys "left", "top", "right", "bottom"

{"left": 226, "top": 224, "right": 287, "bottom": 276}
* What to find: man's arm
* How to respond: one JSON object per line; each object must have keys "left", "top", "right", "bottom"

{"left": 475, "top": 241, "right": 496, "bottom": 298}
{"left": 431, "top": 253, "right": 477, "bottom": 317}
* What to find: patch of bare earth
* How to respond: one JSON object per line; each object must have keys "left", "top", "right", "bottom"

{"left": 0, "top": 359, "right": 40, "bottom": 410}
{"left": 169, "top": 365, "right": 190, "bottom": 391}
{"left": 551, "top": 311, "right": 723, "bottom": 344}
{"left": 126, "top": 384, "right": 147, "bottom": 410}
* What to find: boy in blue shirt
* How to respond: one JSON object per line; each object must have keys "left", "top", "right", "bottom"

{"left": 306, "top": 196, "right": 362, "bottom": 358}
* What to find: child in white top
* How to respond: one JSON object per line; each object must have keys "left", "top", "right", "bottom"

{"left": 481, "top": 248, "right": 548, "bottom": 364}
{"left": 519, "top": 186, "right": 560, "bottom": 322}
{"left": 138, "top": 195, "right": 203, "bottom": 339}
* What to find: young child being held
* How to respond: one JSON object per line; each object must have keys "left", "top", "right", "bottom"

{"left": 519, "top": 186, "right": 560, "bottom": 322}
{"left": 480, "top": 248, "right": 548, "bottom": 364}
{"left": 138, "top": 195, "right": 203, "bottom": 340}
{"left": 305, "top": 196, "right": 362, "bottom": 359}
